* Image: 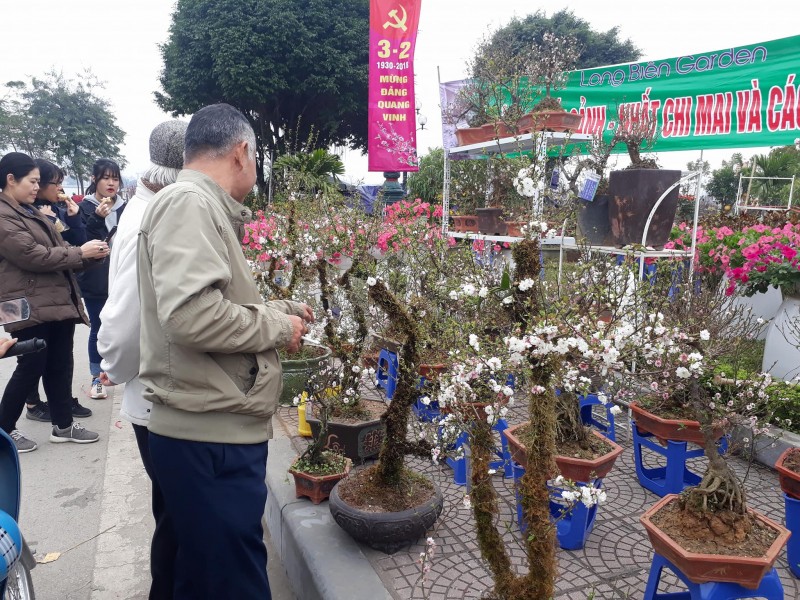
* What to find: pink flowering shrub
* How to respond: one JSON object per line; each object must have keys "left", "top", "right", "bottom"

{"left": 667, "top": 221, "right": 800, "bottom": 296}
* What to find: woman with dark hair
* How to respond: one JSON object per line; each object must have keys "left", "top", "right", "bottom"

{"left": 77, "top": 158, "right": 126, "bottom": 399}
{"left": 0, "top": 152, "right": 104, "bottom": 452}
{"left": 21, "top": 159, "right": 93, "bottom": 422}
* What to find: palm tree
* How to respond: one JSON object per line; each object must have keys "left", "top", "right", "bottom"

{"left": 273, "top": 148, "right": 345, "bottom": 199}
{"left": 752, "top": 152, "right": 795, "bottom": 205}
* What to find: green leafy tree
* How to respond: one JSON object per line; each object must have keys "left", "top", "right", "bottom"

{"left": 0, "top": 72, "right": 126, "bottom": 194}
{"left": 481, "top": 9, "right": 640, "bottom": 71}
{"left": 706, "top": 163, "right": 739, "bottom": 207}
{"left": 156, "top": 0, "right": 369, "bottom": 196}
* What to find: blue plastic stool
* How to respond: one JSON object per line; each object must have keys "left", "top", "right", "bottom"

{"left": 633, "top": 425, "right": 723, "bottom": 497}
{"left": 512, "top": 463, "right": 601, "bottom": 550}
{"left": 375, "top": 349, "right": 398, "bottom": 399}
{"left": 412, "top": 398, "right": 441, "bottom": 422}
{"left": 644, "top": 553, "right": 783, "bottom": 599}
{"left": 785, "top": 493, "right": 800, "bottom": 578}
{"left": 579, "top": 393, "right": 616, "bottom": 442}
{"left": 445, "top": 418, "right": 513, "bottom": 486}
{"left": 412, "top": 371, "right": 442, "bottom": 422}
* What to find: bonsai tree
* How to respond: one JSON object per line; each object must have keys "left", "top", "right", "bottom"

{"left": 615, "top": 100, "right": 659, "bottom": 169}
{"left": 525, "top": 31, "right": 580, "bottom": 112}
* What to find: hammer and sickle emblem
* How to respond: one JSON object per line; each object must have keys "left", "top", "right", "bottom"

{"left": 383, "top": 5, "right": 408, "bottom": 32}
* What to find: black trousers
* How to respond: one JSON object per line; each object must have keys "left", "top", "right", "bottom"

{"left": 148, "top": 432, "right": 271, "bottom": 600}
{"left": 132, "top": 424, "right": 178, "bottom": 600}
{"left": 0, "top": 321, "right": 75, "bottom": 432}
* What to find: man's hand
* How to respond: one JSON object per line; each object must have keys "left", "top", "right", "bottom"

{"left": 285, "top": 315, "right": 306, "bottom": 354}
{"left": 298, "top": 303, "right": 315, "bottom": 323}
{"left": 98, "top": 372, "right": 117, "bottom": 387}
{"left": 0, "top": 338, "right": 17, "bottom": 358}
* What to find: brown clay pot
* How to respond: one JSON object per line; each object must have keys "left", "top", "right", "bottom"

{"left": 518, "top": 110, "right": 583, "bottom": 133}
{"left": 480, "top": 122, "right": 518, "bottom": 139}
{"left": 775, "top": 447, "right": 800, "bottom": 500}
{"left": 455, "top": 127, "right": 492, "bottom": 146}
{"left": 476, "top": 207, "right": 508, "bottom": 235}
{"left": 418, "top": 363, "right": 447, "bottom": 380}
{"left": 306, "top": 405, "right": 385, "bottom": 461}
{"left": 554, "top": 430, "right": 624, "bottom": 482}
{"left": 504, "top": 422, "right": 623, "bottom": 481}
{"left": 504, "top": 220, "right": 527, "bottom": 238}
{"left": 607, "top": 169, "right": 681, "bottom": 248}
{"left": 451, "top": 215, "right": 479, "bottom": 233}
{"left": 640, "top": 494, "right": 790, "bottom": 589}
{"left": 289, "top": 456, "right": 352, "bottom": 504}
{"left": 630, "top": 401, "right": 723, "bottom": 446}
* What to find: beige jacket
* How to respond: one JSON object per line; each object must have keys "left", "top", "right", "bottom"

{"left": 137, "top": 170, "right": 305, "bottom": 444}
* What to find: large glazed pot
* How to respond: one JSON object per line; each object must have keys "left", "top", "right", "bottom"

{"left": 761, "top": 292, "right": 800, "bottom": 381}
{"left": 329, "top": 477, "right": 444, "bottom": 554}
{"left": 608, "top": 169, "right": 681, "bottom": 248}
{"left": 640, "top": 494, "right": 790, "bottom": 589}
{"left": 280, "top": 345, "right": 332, "bottom": 406}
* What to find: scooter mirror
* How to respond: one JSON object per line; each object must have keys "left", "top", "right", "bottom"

{"left": 0, "top": 298, "right": 30, "bottom": 326}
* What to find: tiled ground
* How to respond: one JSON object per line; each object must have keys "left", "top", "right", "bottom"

{"left": 278, "top": 393, "right": 799, "bottom": 600}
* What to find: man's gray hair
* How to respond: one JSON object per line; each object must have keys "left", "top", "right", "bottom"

{"left": 141, "top": 163, "right": 182, "bottom": 188}
{"left": 184, "top": 104, "right": 257, "bottom": 164}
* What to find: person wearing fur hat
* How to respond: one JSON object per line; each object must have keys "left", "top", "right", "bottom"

{"left": 97, "top": 120, "right": 187, "bottom": 599}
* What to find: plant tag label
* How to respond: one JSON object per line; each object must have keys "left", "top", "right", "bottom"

{"left": 579, "top": 172, "right": 601, "bottom": 202}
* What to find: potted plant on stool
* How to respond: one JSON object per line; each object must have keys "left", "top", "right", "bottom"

{"left": 632, "top": 288, "right": 790, "bottom": 592}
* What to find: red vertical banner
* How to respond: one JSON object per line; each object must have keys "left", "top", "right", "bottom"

{"left": 368, "top": 0, "right": 421, "bottom": 172}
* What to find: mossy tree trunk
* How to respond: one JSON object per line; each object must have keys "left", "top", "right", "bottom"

{"left": 368, "top": 280, "right": 430, "bottom": 486}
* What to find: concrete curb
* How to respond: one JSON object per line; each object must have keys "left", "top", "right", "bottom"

{"left": 265, "top": 429, "right": 392, "bottom": 600}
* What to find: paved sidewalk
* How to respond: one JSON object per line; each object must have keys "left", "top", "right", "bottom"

{"left": 274, "top": 402, "right": 800, "bottom": 599}
{"left": 2, "top": 324, "right": 294, "bottom": 599}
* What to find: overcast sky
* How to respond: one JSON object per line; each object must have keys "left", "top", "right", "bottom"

{"left": 2, "top": 1, "right": 798, "bottom": 184}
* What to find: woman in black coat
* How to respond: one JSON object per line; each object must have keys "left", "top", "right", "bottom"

{"left": 76, "top": 158, "right": 126, "bottom": 400}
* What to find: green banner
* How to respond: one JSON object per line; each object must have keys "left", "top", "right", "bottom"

{"left": 560, "top": 34, "right": 800, "bottom": 152}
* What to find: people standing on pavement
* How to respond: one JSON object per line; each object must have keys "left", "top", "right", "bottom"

{"left": 77, "top": 158, "right": 126, "bottom": 401}
{"left": 137, "top": 103, "right": 313, "bottom": 599}
{"left": 0, "top": 152, "right": 104, "bottom": 452}
{"left": 23, "top": 159, "right": 93, "bottom": 422}
{"left": 97, "top": 119, "right": 187, "bottom": 599}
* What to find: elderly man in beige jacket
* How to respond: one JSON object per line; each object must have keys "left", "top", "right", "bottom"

{"left": 137, "top": 103, "right": 312, "bottom": 599}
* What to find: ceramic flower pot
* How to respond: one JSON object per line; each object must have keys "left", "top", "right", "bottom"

{"left": 454, "top": 127, "right": 492, "bottom": 146}
{"left": 329, "top": 475, "right": 444, "bottom": 554}
{"left": 476, "top": 207, "right": 508, "bottom": 235}
{"left": 630, "top": 401, "right": 717, "bottom": 445}
{"left": 288, "top": 456, "right": 352, "bottom": 505}
{"left": 451, "top": 215, "right": 479, "bottom": 233}
{"left": 305, "top": 403, "right": 385, "bottom": 461}
{"left": 279, "top": 345, "right": 332, "bottom": 406}
{"left": 608, "top": 169, "right": 681, "bottom": 249}
{"left": 761, "top": 292, "right": 800, "bottom": 381}
{"left": 503, "top": 422, "right": 623, "bottom": 481}
{"left": 775, "top": 447, "right": 800, "bottom": 500}
{"left": 640, "top": 494, "right": 790, "bottom": 589}
{"left": 517, "top": 110, "right": 582, "bottom": 133}
{"left": 504, "top": 220, "right": 527, "bottom": 238}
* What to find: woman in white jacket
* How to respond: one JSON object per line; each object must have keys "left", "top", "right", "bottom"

{"left": 97, "top": 120, "right": 187, "bottom": 600}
